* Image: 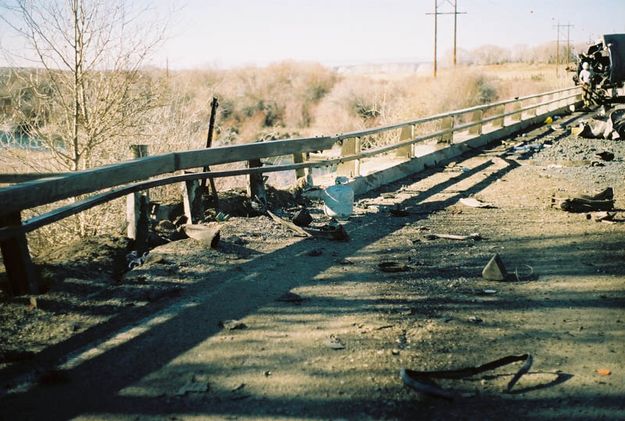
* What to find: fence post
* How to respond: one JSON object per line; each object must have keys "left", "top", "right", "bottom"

{"left": 468, "top": 110, "right": 483, "bottom": 135}
{"left": 247, "top": 158, "right": 267, "bottom": 206}
{"left": 336, "top": 137, "right": 361, "bottom": 178}
{"left": 182, "top": 179, "right": 204, "bottom": 223}
{"left": 395, "top": 125, "right": 414, "bottom": 158}
{"left": 438, "top": 116, "right": 454, "bottom": 144}
{"left": 293, "top": 152, "right": 313, "bottom": 187}
{"left": 0, "top": 212, "right": 39, "bottom": 295}
{"left": 127, "top": 145, "right": 149, "bottom": 251}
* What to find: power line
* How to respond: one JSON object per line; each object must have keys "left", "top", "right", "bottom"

{"left": 426, "top": 0, "right": 467, "bottom": 78}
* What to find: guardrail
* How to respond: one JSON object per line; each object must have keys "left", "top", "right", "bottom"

{"left": 0, "top": 85, "right": 582, "bottom": 295}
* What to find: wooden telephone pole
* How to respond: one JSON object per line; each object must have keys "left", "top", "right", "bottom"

{"left": 427, "top": 0, "right": 467, "bottom": 77}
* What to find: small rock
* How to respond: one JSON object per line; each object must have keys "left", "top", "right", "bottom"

{"left": 468, "top": 316, "right": 483, "bottom": 324}
{"left": 219, "top": 320, "right": 248, "bottom": 330}
{"left": 292, "top": 208, "right": 313, "bottom": 227}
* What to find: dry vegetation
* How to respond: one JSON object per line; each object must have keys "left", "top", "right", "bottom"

{"left": 1, "top": 61, "right": 569, "bottom": 254}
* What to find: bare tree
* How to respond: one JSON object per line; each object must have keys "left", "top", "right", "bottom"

{"left": 0, "top": 0, "right": 167, "bottom": 172}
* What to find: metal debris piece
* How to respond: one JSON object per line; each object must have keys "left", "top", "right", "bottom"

{"left": 424, "top": 232, "right": 482, "bottom": 241}
{"left": 325, "top": 335, "right": 346, "bottom": 350}
{"left": 401, "top": 353, "right": 534, "bottom": 400}
{"left": 378, "top": 261, "right": 410, "bottom": 273}
{"left": 219, "top": 320, "right": 248, "bottom": 330}
{"left": 459, "top": 198, "right": 495, "bottom": 208}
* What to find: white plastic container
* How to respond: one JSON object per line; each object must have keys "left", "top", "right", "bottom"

{"left": 323, "top": 177, "right": 354, "bottom": 220}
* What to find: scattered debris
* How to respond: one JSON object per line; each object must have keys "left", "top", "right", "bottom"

{"left": 305, "top": 223, "right": 350, "bottom": 241}
{"left": 378, "top": 261, "right": 410, "bottom": 273}
{"left": 482, "top": 253, "right": 508, "bottom": 281}
{"left": 267, "top": 209, "right": 311, "bottom": 237}
{"left": 552, "top": 187, "right": 615, "bottom": 213}
{"left": 573, "top": 109, "right": 625, "bottom": 140}
{"left": 400, "top": 354, "right": 534, "bottom": 400}
{"left": 587, "top": 211, "right": 616, "bottom": 223}
{"left": 423, "top": 232, "right": 482, "bottom": 241}
{"left": 459, "top": 198, "right": 495, "bottom": 209}
{"left": 183, "top": 223, "right": 221, "bottom": 247}
{"left": 276, "top": 292, "right": 304, "bottom": 304}
{"left": 514, "top": 264, "right": 535, "bottom": 282}
{"left": 595, "top": 151, "right": 615, "bottom": 161}
{"left": 218, "top": 320, "right": 248, "bottom": 330}
{"left": 215, "top": 212, "right": 230, "bottom": 222}
{"left": 127, "top": 250, "right": 149, "bottom": 270}
{"left": 325, "top": 335, "right": 346, "bottom": 350}
{"left": 291, "top": 208, "right": 313, "bottom": 227}
{"left": 389, "top": 204, "right": 410, "bottom": 217}
{"left": 232, "top": 383, "right": 246, "bottom": 392}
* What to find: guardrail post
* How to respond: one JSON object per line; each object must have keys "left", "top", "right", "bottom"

{"left": 438, "top": 116, "right": 454, "bottom": 144}
{"left": 337, "top": 137, "right": 361, "bottom": 178}
{"left": 468, "top": 110, "right": 483, "bottom": 135}
{"left": 527, "top": 98, "right": 538, "bottom": 117}
{"left": 247, "top": 158, "right": 267, "bottom": 206}
{"left": 492, "top": 105, "right": 505, "bottom": 128}
{"left": 0, "top": 212, "right": 39, "bottom": 295}
{"left": 395, "top": 125, "right": 414, "bottom": 158}
{"left": 127, "top": 145, "right": 150, "bottom": 252}
{"left": 511, "top": 101, "right": 523, "bottom": 122}
{"left": 182, "top": 179, "right": 204, "bottom": 223}
{"left": 546, "top": 94, "right": 554, "bottom": 112}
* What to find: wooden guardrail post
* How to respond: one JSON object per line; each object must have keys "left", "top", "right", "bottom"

{"left": 127, "top": 145, "right": 150, "bottom": 252}
{"left": 395, "top": 125, "right": 414, "bottom": 158}
{"left": 468, "top": 110, "right": 483, "bottom": 135}
{"left": 438, "top": 116, "right": 454, "bottom": 144}
{"left": 182, "top": 178, "right": 204, "bottom": 223}
{"left": 247, "top": 158, "right": 267, "bottom": 206}
{"left": 0, "top": 212, "right": 39, "bottom": 295}
{"left": 336, "top": 137, "right": 361, "bottom": 178}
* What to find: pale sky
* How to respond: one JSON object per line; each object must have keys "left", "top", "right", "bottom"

{"left": 3, "top": 0, "right": 625, "bottom": 69}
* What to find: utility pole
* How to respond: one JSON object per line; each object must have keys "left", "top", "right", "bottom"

{"left": 553, "top": 20, "right": 574, "bottom": 77}
{"left": 426, "top": 0, "right": 467, "bottom": 77}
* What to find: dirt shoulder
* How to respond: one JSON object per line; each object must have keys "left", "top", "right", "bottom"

{"left": 1, "top": 111, "right": 624, "bottom": 420}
